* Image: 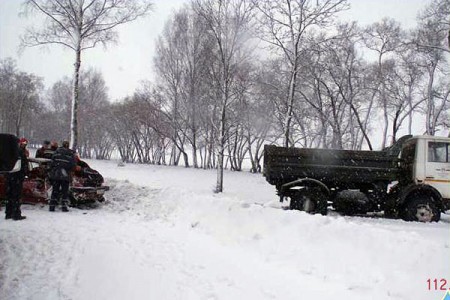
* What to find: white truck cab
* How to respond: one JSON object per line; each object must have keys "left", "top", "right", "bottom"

{"left": 397, "top": 135, "right": 450, "bottom": 221}
{"left": 403, "top": 135, "right": 450, "bottom": 198}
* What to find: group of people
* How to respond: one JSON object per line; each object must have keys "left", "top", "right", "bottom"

{"left": 4, "top": 138, "right": 77, "bottom": 220}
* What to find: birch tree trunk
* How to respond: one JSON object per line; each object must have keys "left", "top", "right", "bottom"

{"left": 216, "top": 103, "right": 227, "bottom": 192}
{"left": 284, "top": 65, "right": 297, "bottom": 148}
{"left": 71, "top": 43, "right": 81, "bottom": 150}
{"left": 425, "top": 62, "right": 436, "bottom": 135}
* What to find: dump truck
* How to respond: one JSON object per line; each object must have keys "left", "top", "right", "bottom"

{"left": 263, "top": 135, "right": 450, "bottom": 222}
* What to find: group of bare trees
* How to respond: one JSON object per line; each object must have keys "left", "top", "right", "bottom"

{"left": 99, "top": 0, "right": 448, "bottom": 192}
{"left": 0, "top": 58, "right": 43, "bottom": 138}
{"left": 2, "top": 0, "right": 449, "bottom": 191}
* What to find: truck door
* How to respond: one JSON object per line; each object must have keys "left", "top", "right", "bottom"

{"left": 399, "top": 140, "right": 417, "bottom": 184}
{"left": 425, "top": 141, "right": 450, "bottom": 199}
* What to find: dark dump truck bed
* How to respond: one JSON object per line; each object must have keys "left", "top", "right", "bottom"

{"left": 263, "top": 145, "right": 399, "bottom": 188}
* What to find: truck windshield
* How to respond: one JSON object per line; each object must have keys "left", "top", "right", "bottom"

{"left": 428, "top": 142, "right": 449, "bottom": 163}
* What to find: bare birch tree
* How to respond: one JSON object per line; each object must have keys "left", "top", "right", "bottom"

{"left": 194, "top": 0, "right": 254, "bottom": 192}
{"left": 0, "top": 58, "right": 43, "bottom": 138}
{"left": 312, "top": 22, "right": 373, "bottom": 149}
{"left": 35, "top": 69, "right": 112, "bottom": 157}
{"left": 363, "top": 18, "right": 405, "bottom": 149}
{"left": 21, "top": 0, "right": 152, "bottom": 150}
{"left": 413, "top": 1, "right": 450, "bottom": 135}
{"left": 177, "top": 7, "right": 214, "bottom": 169}
{"left": 253, "top": 0, "right": 348, "bottom": 147}
{"left": 415, "top": 0, "right": 450, "bottom": 54}
{"left": 77, "top": 69, "right": 111, "bottom": 158}
{"left": 154, "top": 14, "right": 187, "bottom": 166}
{"left": 154, "top": 6, "right": 213, "bottom": 168}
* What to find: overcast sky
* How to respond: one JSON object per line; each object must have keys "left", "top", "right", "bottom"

{"left": 0, "top": 0, "right": 430, "bottom": 101}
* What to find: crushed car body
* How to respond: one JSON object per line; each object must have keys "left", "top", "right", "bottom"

{"left": 0, "top": 157, "right": 109, "bottom": 206}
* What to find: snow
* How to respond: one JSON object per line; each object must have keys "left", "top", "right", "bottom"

{"left": 1, "top": 160, "right": 449, "bottom": 300}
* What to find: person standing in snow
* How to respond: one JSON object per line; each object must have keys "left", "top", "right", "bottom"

{"left": 48, "top": 140, "right": 76, "bottom": 212}
{"left": 5, "top": 138, "right": 29, "bottom": 220}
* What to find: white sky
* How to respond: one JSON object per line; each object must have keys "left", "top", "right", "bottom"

{"left": 0, "top": 0, "right": 430, "bottom": 101}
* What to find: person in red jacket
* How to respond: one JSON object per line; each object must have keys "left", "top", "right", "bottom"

{"left": 19, "top": 138, "right": 30, "bottom": 158}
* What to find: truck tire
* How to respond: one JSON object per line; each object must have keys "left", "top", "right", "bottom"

{"left": 401, "top": 195, "right": 440, "bottom": 222}
{"left": 289, "top": 194, "right": 303, "bottom": 211}
{"left": 290, "top": 189, "right": 327, "bottom": 215}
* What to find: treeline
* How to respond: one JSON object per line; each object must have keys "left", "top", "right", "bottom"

{"left": 1, "top": 0, "right": 448, "bottom": 173}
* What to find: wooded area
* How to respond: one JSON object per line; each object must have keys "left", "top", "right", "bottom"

{"left": 1, "top": 0, "right": 449, "bottom": 177}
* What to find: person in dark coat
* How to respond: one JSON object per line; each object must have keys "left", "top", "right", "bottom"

{"left": 5, "top": 140, "right": 29, "bottom": 220}
{"left": 42, "top": 141, "right": 58, "bottom": 159}
{"left": 49, "top": 141, "right": 76, "bottom": 212}
{"left": 35, "top": 140, "right": 51, "bottom": 158}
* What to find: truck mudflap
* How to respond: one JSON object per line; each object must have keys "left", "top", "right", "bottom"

{"left": 442, "top": 198, "right": 450, "bottom": 211}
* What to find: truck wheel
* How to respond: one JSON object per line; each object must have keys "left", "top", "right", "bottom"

{"left": 290, "top": 190, "right": 327, "bottom": 215}
{"left": 290, "top": 191, "right": 315, "bottom": 212}
{"left": 383, "top": 207, "right": 398, "bottom": 219}
{"left": 383, "top": 194, "right": 399, "bottom": 219}
{"left": 316, "top": 194, "right": 328, "bottom": 216}
{"left": 402, "top": 195, "right": 440, "bottom": 222}
{"left": 289, "top": 196, "right": 303, "bottom": 211}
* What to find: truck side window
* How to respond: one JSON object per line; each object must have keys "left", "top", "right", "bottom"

{"left": 428, "top": 142, "right": 449, "bottom": 163}
{"left": 400, "top": 141, "right": 416, "bottom": 179}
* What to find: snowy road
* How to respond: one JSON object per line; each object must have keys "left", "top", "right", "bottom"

{"left": 1, "top": 161, "right": 449, "bottom": 300}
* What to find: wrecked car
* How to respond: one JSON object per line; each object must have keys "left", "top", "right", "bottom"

{"left": 0, "top": 157, "right": 109, "bottom": 207}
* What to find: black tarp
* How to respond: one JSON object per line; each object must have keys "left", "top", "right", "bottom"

{"left": 0, "top": 134, "right": 19, "bottom": 172}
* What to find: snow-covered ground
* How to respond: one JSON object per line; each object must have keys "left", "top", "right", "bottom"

{"left": 1, "top": 159, "right": 449, "bottom": 300}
